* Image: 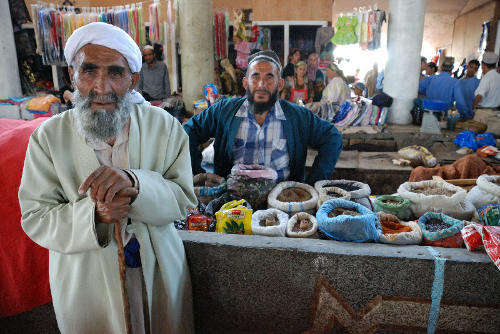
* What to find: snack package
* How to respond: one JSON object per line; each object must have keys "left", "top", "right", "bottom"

{"left": 215, "top": 200, "right": 253, "bottom": 234}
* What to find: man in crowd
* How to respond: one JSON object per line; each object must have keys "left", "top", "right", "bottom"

{"left": 418, "top": 56, "right": 470, "bottom": 118}
{"left": 460, "top": 59, "right": 480, "bottom": 115}
{"left": 19, "top": 22, "right": 196, "bottom": 334}
{"left": 420, "top": 56, "right": 428, "bottom": 80}
{"left": 136, "top": 45, "right": 171, "bottom": 101}
{"left": 183, "top": 50, "right": 343, "bottom": 186}
{"left": 426, "top": 62, "right": 437, "bottom": 76}
{"left": 473, "top": 52, "right": 500, "bottom": 111}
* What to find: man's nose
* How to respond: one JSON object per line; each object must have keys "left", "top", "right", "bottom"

{"left": 93, "top": 72, "right": 113, "bottom": 95}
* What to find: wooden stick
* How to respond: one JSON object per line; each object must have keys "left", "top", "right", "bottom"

{"left": 114, "top": 221, "right": 133, "bottom": 334}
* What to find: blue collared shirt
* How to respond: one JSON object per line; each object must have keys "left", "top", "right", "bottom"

{"left": 418, "top": 72, "right": 470, "bottom": 117}
{"left": 459, "top": 77, "right": 480, "bottom": 117}
{"left": 233, "top": 100, "right": 290, "bottom": 183}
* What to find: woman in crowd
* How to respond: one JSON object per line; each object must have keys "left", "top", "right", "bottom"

{"left": 322, "top": 62, "right": 350, "bottom": 104}
{"left": 306, "top": 53, "right": 325, "bottom": 85}
{"left": 282, "top": 48, "right": 302, "bottom": 78}
{"left": 306, "top": 53, "right": 326, "bottom": 101}
{"left": 281, "top": 61, "right": 314, "bottom": 104}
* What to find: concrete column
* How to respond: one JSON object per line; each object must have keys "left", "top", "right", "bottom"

{"left": 0, "top": 1, "right": 23, "bottom": 97}
{"left": 384, "top": 0, "right": 426, "bottom": 124}
{"left": 179, "top": 0, "right": 214, "bottom": 113}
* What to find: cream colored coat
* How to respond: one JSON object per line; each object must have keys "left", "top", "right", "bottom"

{"left": 19, "top": 104, "right": 197, "bottom": 334}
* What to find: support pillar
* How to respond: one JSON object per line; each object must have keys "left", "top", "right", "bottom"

{"left": 384, "top": 0, "right": 427, "bottom": 124}
{"left": 0, "top": 1, "right": 23, "bottom": 97}
{"left": 179, "top": 0, "right": 214, "bottom": 114}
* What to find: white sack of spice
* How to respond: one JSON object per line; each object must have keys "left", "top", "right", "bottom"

{"left": 286, "top": 212, "right": 318, "bottom": 238}
{"left": 315, "top": 179, "right": 372, "bottom": 209}
{"left": 317, "top": 186, "right": 351, "bottom": 210}
{"left": 465, "top": 174, "right": 500, "bottom": 210}
{"left": 397, "top": 180, "right": 475, "bottom": 221}
{"left": 251, "top": 208, "right": 289, "bottom": 237}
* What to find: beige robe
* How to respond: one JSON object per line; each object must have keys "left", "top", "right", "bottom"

{"left": 19, "top": 104, "right": 197, "bottom": 333}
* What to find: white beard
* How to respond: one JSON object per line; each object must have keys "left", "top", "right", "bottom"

{"left": 73, "top": 90, "right": 133, "bottom": 143}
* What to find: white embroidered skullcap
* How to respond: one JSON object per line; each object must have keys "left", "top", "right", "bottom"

{"left": 64, "top": 22, "right": 142, "bottom": 73}
{"left": 482, "top": 51, "right": 499, "bottom": 65}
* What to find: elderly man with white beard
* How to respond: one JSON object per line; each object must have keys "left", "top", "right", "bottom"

{"left": 18, "top": 22, "right": 196, "bottom": 334}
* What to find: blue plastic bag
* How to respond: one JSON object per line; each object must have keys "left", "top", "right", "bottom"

{"left": 453, "top": 131, "right": 496, "bottom": 150}
{"left": 316, "top": 199, "right": 380, "bottom": 243}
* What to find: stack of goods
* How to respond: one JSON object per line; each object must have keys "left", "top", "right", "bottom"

{"left": 286, "top": 212, "right": 318, "bottom": 238}
{"left": 193, "top": 173, "right": 226, "bottom": 205}
{"left": 397, "top": 180, "right": 475, "bottom": 220}
{"left": 417, "top": 212, "right": 464, "bottom": 248}
{"left": 315, "top": 179, "right": 372, "bottom": 209}
{"left": 24, "top": 95, "right": 60, "bottom": 118}
{"left": 251, "top": 209, "right": 289, "bottom": 237}
{"left": 377, "top": 212, "right": 421, "bottom": 245}
{"left": 226, "top": 164, "right": 278, "bottom": 209}
{"left": 268, "top": 181, "right": 319, "bottom": 217}
{"left": 316, "top": 198, "right": 380, "bottom": 243}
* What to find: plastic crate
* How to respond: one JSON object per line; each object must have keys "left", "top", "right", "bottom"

{"left": 421, "top": 98, "right": 448, "bottom": 111}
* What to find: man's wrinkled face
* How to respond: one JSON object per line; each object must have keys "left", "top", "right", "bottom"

{"left": 243, "top": 61, "right": 284, "bottom": 114}
{"left": 143, "top": 49, "right": 155, "bottom": 65}
{"left": 466, "top": 62, "right": 479, "bottom": 77}
{"left": 69, "top": 44, "right": 139, "bottom": 112}
{"left": 68, "top": 44, "right": 139, "bottom": 142}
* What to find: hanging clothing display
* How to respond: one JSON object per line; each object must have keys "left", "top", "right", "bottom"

{"left": 331, "top": 15, "right": 358, "bottom": 45}
{"left": 330, "top": 6, "right": 386, "bottom": 51}
{"left": 214, "top": 9, "right": 227, "bottom": 59}
{"left": 30, "top": 2, "right": 148, "bottom": 65}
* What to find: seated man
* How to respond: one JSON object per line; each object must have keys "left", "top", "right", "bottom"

{"left": 473, "top": 52, "right": 500, "bottom": 111}
{"left": 19, "top": 22, "right": 196, "bottom": 334}
{"left": 460, "top": 59, "right": 480, "bottom": 115}
{"left": 418, "top": 57, "right": 470, "bottom": 118}
{"left": 136, "top": 45, "right": 171, "bottom": 101}
{"left": 183, "top": 50, "right": 343, "bottom": 186}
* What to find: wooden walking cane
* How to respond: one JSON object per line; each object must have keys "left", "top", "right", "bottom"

{"left": 114, "top": 221, "right": 133, "bottom": 334}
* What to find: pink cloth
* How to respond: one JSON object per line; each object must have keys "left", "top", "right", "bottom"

{"left": 231, "top": 164, "right": 278, "bottom": 180}
{"left": 234, "top": 40, "right": 251, "bottom": 69}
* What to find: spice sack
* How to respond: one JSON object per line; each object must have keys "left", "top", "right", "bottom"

{"left": 226, "top": 164, "right": 278, "bottom": 209}
{"left": 286, "top": 212, "right": 318, "bottom": 238}
{"left": 417, "top": 212, "right": 464, "bottom": 248}
{"left": 193, "top": 173, "right": 226, "bottom": 205}
{"left": 397, "top": 180, "right": 475, "bottom": 220}
{"left": 315, "top": 179, "right": 372, "bottom": 209}
{"left": 317, "top": 186, "right": 351, "bottom": 210}
{"left": 268, "top": 181, "right": 319, "bottom": 216}
{"left": 465, "top": 175, "right": 500, "bottom": 210}
{"left": 373, "top": 195, "right": 412, "bottom": 220}
{"left": 251, "top": 208, "right": 289, "bottom": 237}
{"left": 316, "top": 199, "right": 380, "bottom": 243}
{"left": 377, "top": 212, "right": 422, "bottom": 245}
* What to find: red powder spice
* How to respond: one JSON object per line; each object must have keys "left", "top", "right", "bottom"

{"left": 381, "top": 221, "right": 412, "bottom": 235}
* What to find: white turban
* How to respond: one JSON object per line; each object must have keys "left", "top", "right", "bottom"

{"left": 64, "top": 22, "right": 142, "bottom": 73}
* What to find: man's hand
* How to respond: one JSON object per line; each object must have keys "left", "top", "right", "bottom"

{"left": 79, "top": 166, "right": 139, "bottom": 224}
{"left": 95, "top": 188, "right": 137, "bottom": 224}
{"left": 79, "top": 165, "right": 137, "bottom": 203}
